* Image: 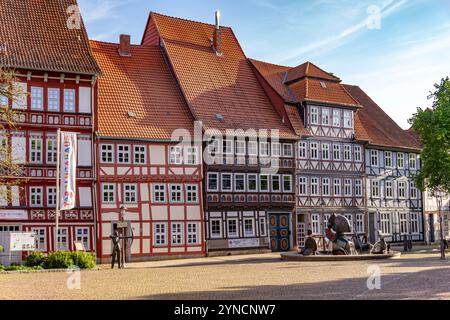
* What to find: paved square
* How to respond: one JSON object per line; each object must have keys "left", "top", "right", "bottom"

{"left": 1, "top": 251, "right": 449, "bottom": 300}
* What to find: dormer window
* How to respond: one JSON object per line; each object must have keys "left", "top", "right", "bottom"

{"left": 311, "top": 107, "right": 319, "bottom": 125}
{"left": 343, "top": 110, "right": 353, "bottom": 128}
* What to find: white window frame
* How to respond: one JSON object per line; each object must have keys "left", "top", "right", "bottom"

{"left": 187, "top": 223, "right": 199, "bottom": 245}
{"left": 322, "top": 143, "right": 330, "bottom": 160}
{"left": 344, "top": 179, "right": 352, "bottom": 197}
{"left": 47, "top": 187, "right": 57, "bottom": 207}
{"left": 385, "top": 151, "right": 392, "bottom": 168}
{"left": 32, "top": 228, "right": 46, "bottom": 252}
{"left": 410, "top": 213, "right": 420, "bottom": 234}
{"left": 248, "top": 141, "right": 258, "bottom": 156}
{"left": 154, "top": 223, "right": 167, "bottom": 246}
{"left": 102, "top": 183, "right": 116, "bottom": 204}
{"left": 100, "top": 144, "right": 114, "bottom": 164}
{"left": 153, "top": 184, "right": 166, "bottom": 203}
{"left": 311, "top": 214, "right": 320, "bottom": 235}
{"left": 30, "top": 187, "right": 43, "bottom": 207}
{"left": 47, "top": 88, "right": 60, "bottom": 112}
{"left": 371, "top": 180, "right": 380, "bottom": 198}
{"left": 386, "top": 181, "right": 393, "bottom": 198}
{"left": 322, "top": 178, "right": 330, "bottom": 196}
{"left": 371, "top": 150, "right": 379, "bottom": 167}
{"left": 133, "top": 145, "right": 147, "bottom": 165}
{"left": 259, "top": 141, "right": 269, "bottom": 157}
{"left": 311, "top": 177, "right": 319, "bottom": 196}
{"left": 299, "top": 141, "right": 307, "bottom": 159}
{"left": 117, "top": 145, "right": 131, "bottom": 164}
{"left": 234, "top": 174, "right": 246, "bottom": 192}
{"left": 409, "top": 154, "right": 417, "bottom": 170}
{"left": 380, "top": 213, "right": 391, "bottom": 235}
{"left": 397, "top": 152, "right": 405, "bottom": 168}
{"left": 210, "top": 219, "right": 222, "bottom": 239}
{"left": 343, "top": 110, "right": 353, "bottom": 128}
{"left": 169, "top": 146, "right": 183, "bottom": 165}
{"left": 356, "top": 214, "right": 364, "bottom": 233}
{"left": 222, "top": 139, "right": 233, "bottom": 156}
{"left": 299, "top": 177, "right": 307, "bottom": 195}
{"left": 75, "top": 227, "right": 90, "bottom": 250}
{"left": 124, "top": 184, "right": 137, "bottom": 204}
{"left": 170, "top": 184, "right": 184, "bottom": 203}
{"left": 333, "top": 109, "right": 340, "bottom": 127}
{"left": 207, "top": 173, "right": 219, "bottom": 192}
{"left": 271, "top": 175, "right": 281, "bottom": 193}
{"left": 283, "top": 175, "right": 293, "bottom": 193}
{"left": 46, "top": 135, "right": 57, "bottom": 164}
{"left": 30, "top": 86, "right": 44, "bottom": 111}
{"left": 227, "top": 218, "right": 239, "bottom": 238}
{"left": 271, "top": 142, "right": 281, "bottom": 157}
{"left": 398, "top": 181, "right": 406, "bottom": 199}
{"left": 410, "top": 181, "right": 418, "bottom": 199}
{"left": 310, "top": 142, "right": 319, "bottom": 159}
{"left": 29, "top": 135, "right": 43, "bottom": 164}
{"left": 334, "top": 178, "right": 341, "bottom": 196}
{"left": 221, "top": 173, "right": 233, "bottom": 192}
{"left": 247, "top": 174, "right": 258, "bottom": 192}
{"left": 344, "top": 145, "right": 352, "bottom": 161}
{"left": 259, "top": 174, "right": 270, "bottom": 192}
{"left": 171, "top": 222, "right": 184, "bottom": 246}
{"left": 243, "top": 218, "right": 255, "bottom": 237}
{"left": 333, "top": 144, "right": 341, "bottom": 161}
{"left": 282, "top": 143, "right": 293, "bottom": 158}
{"left": 322, "top": 108, "right": 330, "bottom": 125}
{"left": 186, "top": 184, "right": 199, "bottom": 203}
{"left": 354, "top": 145, "right": 362, "bottom": 162}
{"left": 259, "top": 217, "right": 267, "bottom": 237}
{"left": 185, "top": 146, "right": 198, "bottom": 165}
{"left": 310, "top": 107, "right": 319, "bottom": 125}
{"left": 57, "top": 227, "right": 68, "bottom": 251}
{"left": 63, "top": 89, "right": 76, "bottom": 112}
{"left": 355, "top": 179, "right": 363, "bottom": 197}
{"left": 235, "top": 140, "right": 246, "bottom": 156}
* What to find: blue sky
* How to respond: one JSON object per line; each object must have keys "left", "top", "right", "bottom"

{"left": 78, "top": 0, "right": 450, "bottom": 129}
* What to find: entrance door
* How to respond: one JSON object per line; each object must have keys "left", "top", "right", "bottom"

{"left": 269, "top": 214, "right": 291, "bottom": 252}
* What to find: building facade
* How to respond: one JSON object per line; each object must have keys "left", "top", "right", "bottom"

{"left": 423, "top": 191, "right": 450, "bottom": 244}
{"left": 0, "top": 0, "right": 100, "bottom": 263}
{"left": 91, "top": 37, "right": 205, "bottom": 263}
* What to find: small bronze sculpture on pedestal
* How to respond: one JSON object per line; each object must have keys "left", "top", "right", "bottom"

{"left": 111, "top": 230, "right": 122, "bottom": 269}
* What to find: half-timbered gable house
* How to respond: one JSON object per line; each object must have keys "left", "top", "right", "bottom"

{"left": 344, "top": 85, "right": 424, "bottom": 243}
{"left": 91, "top": 37, "right": 204, "bottom": 262}
{"left": 0, "top": 0, "right": 101, "bottom": 261}
{"left": 141, "top": 12, "right": 299, "bottom": 254}
{"left": 250, "top": 60, "right": 369, "bottom": 249}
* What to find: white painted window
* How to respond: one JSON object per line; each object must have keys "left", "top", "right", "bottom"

{"left": 102, "top": 184, "right": 115, "bottom": 204}
{"left": 398, "top": 181, "right": 406, "bottom": 199}
{"left": 100, "top": 144, "right": 114, "bottom": 163}
{"left": 248, "top": 141, "right": 258, "bottom": 156}
{"left": 30, "top": 187, "right": 43, "bottom": 207}
{"left": 210, "top": 219, "right": 222, "bottom": 239}
{"left": 259, "top": 217, "right": 267, "bottom": 237}
{"left": 311, "top": 177, "right": 319, "bottom": 196}
{"left": 30, "top": 87, "right": 43, "bottom": 110}
{"left": 222, "top": 139, "right": 233, "bottom": 155}
{"left": 207, "top": 173, "right": 219, "bottom": 192}
{"left": 409, "top": 154, "right": 417, "bottom": 169}
{"left": 169, "top": 146, "right": 183, "bottom": 164}
{"left": 117, "top": 145, "right": 130, "bottom": 164}
{"left": 227, "top": 219, "right": 238, "bottom": 238}
{"left": 333, "top": 109, "right": 340, "bottom": 127}
{"left": 30, "top": 135, "right": 42, "bottom": 163}
{"left": 371, "top": 150, "right": 379, "bottom": 167}
{"left": 153, "top": 184, "right": 166, "bottom": 203}
{"left": 271, "top": 175, "right": 281, "bottom": 192}
{"left": 333, "top": 144, "right": 341, "bottom": 161}
{"left": 32, "top": 228, "right": 46, "bottom": 251}
{"left": 299, "top": 141, "right": 307, "bottom": 159}
{"left": 63, "top": 89, "right": 75, "bottom": 112}
{"left": 310, "top": 142, "right": 319, "bottom": 159}
{"left": 310, "top": 107, "right": 319, "bottom": 125}
{"left": 385, "top": 151, "right": 392, "bottom": 167}
{"left": 134, "top": 145, "right": 146, "bottom": 164}
{"left": 185, "top": 146, "right": 198, "bottom": 165}
{"left": 234, "top": 174, "right": 245, "bottom": 192}
{"left": 397, "top": 152, "right": 405, "bottom": 168}
{"left": 410, "top": 181, "right": 418, "bottom": 199}
{"left": 57, "top": 228, "right": 68, "bottom": 251}
{"left": 207, "top": 138, "right": 219, "bottom": 156}
{"left": 311, "top": 214, "right": 320, "bottom": 235}
{"left": 170, "top": 184, "right": 183, "bottom": 203}
{"left": 344, "top": 179, "right": 352, "bottom": 197}
{"left": 411, "top": 213, "right": 419, "bottom": 234}
{"left": 260, "top": 174, "right": 269, "bottom": 192}
{"left": 386, "top": 181, "right": 393, "bottom": 198}
{"left": 124, "top": 184, "right": 137, "bottom": 204}
{"left": 400, "top": 213, "right": 408, "bottom": 235}
{"left": 371, "top": 180, "right": 379, "bottom": 198}
{"left": 259, "top": 142, "right": 269, "bottom": 157}
{"left": 299, "top": 177, "right": 307, "bottom": 195}
{"left": 47, "top": 187, "right": 57, "bottom": 207}
{"left": 356, "top": 214, "right": 364, "bottom": 233}
{"left": 283, "top": 175, "right": 293, "bottom": 193}
{"left": 187, "top": 223, "right": 199, "bottom": 245}
{"left": 322, "top": 178, "right": 330, "bottom": 196}
{"left": 171, "top": 223, "right": 184, "bottom": 245}
{"left": 186, "top": 184, "right": 198, "bottom": 203}
{"left": 343, "top": 110, "right": 352, "bottom": 128}
{"left": 355, "top": 179, "right": 363, "bottom": 197}
{"left": 380, "top": 213, "right": 391, "bottom": 235}
{"left": 243, "top": 218, "right": 255, "bottom": 237}
{"left": 76, "top": 227, "right": 90, "bottom": 250}
{"left": 271, "top": 142, "right": 281, "bottom": 157}
{"left": 154, "top": 223, "right": 167, "bottom": 246}
{"left": 322, "top": 143, "right": 330, "bottom": 160}
{"left": 334, "top": 178, "right": 341, "bottom": 196}
{"left": 322, "top": 108, "right": 330, "bottom": 125}
{"left": 344, "top": 145, "right": 352, "bottom": 161}
{"left": 47, "top": 88, "right": 60, "bottom": 111}
{"left": 221, "top": 173, "right": 233, "bottom": 192}
{"left": 283, "top": 143, "right": 293, "bottom": 157}
{"left": 354, "top": 145, "right": 362, "bottom": 162}
{"left": 247, "top": 174, "right": 258, "bottom": 192}
{"left": 46, "top": 135, "right": 57, "bottom": 164}
{"left": 235, "top": 140, "right": 246, "bottom": 156}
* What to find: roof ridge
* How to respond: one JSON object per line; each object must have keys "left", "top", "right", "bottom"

{"left": 340, "top": 83, "right": 362, "bottom": 106}
{"left": 151, "top": 11, "right": 233, "bottom": 30}
{"left": 249, "top": 58, "right": 292, "bottom": 69}
{"left": 90, "top": 39, "right": 158, "bottom": 49}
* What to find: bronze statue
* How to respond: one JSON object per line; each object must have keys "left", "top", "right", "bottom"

{"left": 371, "top": 231, "right": 388, "bottom": 254}
{"left": 111, "top": 230, "right": 122, "bottom": 269}
{"left": 300, "top": 229, "right": 318, "bottom": 256}
{"left": 326, "top": 214, "right": 356, "bottom": 255}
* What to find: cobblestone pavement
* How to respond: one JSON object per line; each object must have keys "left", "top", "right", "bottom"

{"left": 1, "top": 252, "right": 449, "bottom": 300}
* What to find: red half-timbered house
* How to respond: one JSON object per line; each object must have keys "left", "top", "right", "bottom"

{"left": 91, "top": 36, "right": 204, "bottom": 263}
{"left": 0, "top": 0, "right": 101, "bottom": 262}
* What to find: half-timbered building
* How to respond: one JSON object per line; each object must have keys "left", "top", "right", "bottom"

{"left": 140, "top": 12, "right": 299, "bottom": 254}
{"left": 0, "top": 0, "right": 101, "bottom": 262}
{"left": 423, "top": 191, "right": 450, "bottom": 244}
{"left": 250, "top": 60, "right": 369, "bottom": 249}
{"left": 91, "top": 36, "right": 204, "bottom": 262}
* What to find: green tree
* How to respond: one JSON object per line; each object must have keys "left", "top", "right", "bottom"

{"left": 409, "top": 77, "right": 450, "bottom": 259}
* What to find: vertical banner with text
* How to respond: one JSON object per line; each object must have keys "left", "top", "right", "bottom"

{"left": 60, "top": 132, "right": 77, "bottom": 211}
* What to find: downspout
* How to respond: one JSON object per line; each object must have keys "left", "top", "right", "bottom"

{"left": 90, "top": 76, "right": 100, "bottom": 261}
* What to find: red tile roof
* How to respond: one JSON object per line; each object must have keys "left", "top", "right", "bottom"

{"left": 344, "top": 85, "right": 422, "bottom": 151}
{"left": 90, "top": 40, "right": 195, "bottom": 140}
{"left": 0, "top": 0, "right": 100, "bottom": 75}
{"left": 143, "top": 13, "right": 297, "bottom": 139}
{"left": 285, "top": 61, "right": 341, "bottom": 84}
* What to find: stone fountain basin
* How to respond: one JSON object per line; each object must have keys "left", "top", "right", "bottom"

{"left": 280, "top": 251, "right": 401, "bottom": 262}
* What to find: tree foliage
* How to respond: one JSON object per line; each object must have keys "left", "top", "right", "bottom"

{"left": 409, "top": 77, "right": 450, "bottom": 195}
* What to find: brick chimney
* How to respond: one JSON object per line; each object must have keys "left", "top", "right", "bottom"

{"left": 118, "top": 34, "right": 131, "bottom": 57}
{"left": 213, "top": 11, "right": 222, "bottom": 56}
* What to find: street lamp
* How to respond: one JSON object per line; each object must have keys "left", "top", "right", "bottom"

{"left": 436, "top": 192, "right": 446, "bottom": 260}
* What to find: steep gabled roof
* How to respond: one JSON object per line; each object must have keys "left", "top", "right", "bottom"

{"left": 143, "top": 13, "right": 297, "bottom": 139}
{"left": 285, "top": 61, "right": 341, "bottom": 84}
{"left": 0, "top": 0, "right": 100, "bottom": 75}
{"left": 90, "top": 40, "right": 195, "bottom": 140}
{"left": 344, "top": 85, "right": 422, "bottom": 151}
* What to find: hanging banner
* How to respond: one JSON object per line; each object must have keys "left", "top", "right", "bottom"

{"left": 60, "top": 132, "right": 78, "bottom": 210}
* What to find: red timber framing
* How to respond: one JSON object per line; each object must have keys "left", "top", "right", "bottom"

{"left": 0, "top": 70, "right": 97, "bottom": 256}
{"left": 95, "top": 140, "right": 204, "bottom": 262}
